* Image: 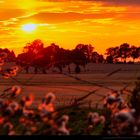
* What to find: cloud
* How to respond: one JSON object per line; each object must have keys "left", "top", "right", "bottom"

{"left": 0, "top": 9, "right": 25, "bottom": 21}
{"left": 17, "top": 11, "right": 118, "bottom": 24}
{"left": 98, "top": 0, "right": 140, "bottom": 6}
{"left": 38, "top": 0, "right": 140, "bottom": 6}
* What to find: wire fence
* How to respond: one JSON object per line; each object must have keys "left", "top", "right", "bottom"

{"left": 0, "top": 61, "right": 138, "bottom": 109}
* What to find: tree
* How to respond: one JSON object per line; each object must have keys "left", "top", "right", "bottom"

{"left": 105, "top": 46, "right": 119, "bottom": 63}
{"left": 98, "top": 54, "right": 104, "bottom": 63}
{"left": 137, "top": 47, "right": 140, "bottom": 61}
{"left": 106, "top": 55, "right": 113, "bottom": 63}
{"left": 23, "top": 39, "right": 44, "bottom": 55}
{"left": 119, "top": 43, "right": 131, "bottom": 63}
{"left": 92, "top": 51, "right": 99, "bottom": 63}
{"left": 31, "top": 43, "right": 60, "bottom": 73}
{"left": 130, "top": 46, "right": 137, "bottom": 62}
{"left": 71, "top": 48, "right": 87, "bottom": 65}
{"left": 16, "top": 39, "right": 45, "bottom": 73}
{"left": 75, "top": 44, "right": 94, "bottom": 62}
{"left": 8, "top": 50, "right": 16, "bottom": 62}
{"left": 0, "top": 48, "right": 16, "bottom": 62}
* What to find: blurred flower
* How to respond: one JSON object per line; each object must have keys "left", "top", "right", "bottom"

{"left": 8, "top": 131, "right": 16, "bottom": 135}
{"left": 2, "top": 86, "right": 21, "bottom": 98}
{"left": 88, "top": 112, "right": 105, "bottom": 127}
{"left": 19, "top": 117, "right": 26, "bottom": 123}
{"left": 2, "top": 72, "right": 10, "bottom": 79}
{"left": 24, "top": 131, "right": 32, "bottom": 135}
{"left": 0, "top": 116, "right": 4, "bottom": 124}
{"left": 30, "top": 126, "right": 37, "bottom": 133}
{"left": 114, "top": 108, "right": 135, "bottom": 123}
{"left": 11, "top": 85, "right": 21, "bottom": 97}
{"left": 20, "top": 94, "right": 34, "bottom": 107}
{"left": 100, "top": 116, "right": 106, "bottom": 124}
{"left": 3, "top": 122, "right": 13, "bottom": 132}
{"left": 56, "top": 115, "right": 70, "bottom": 135}
{"left": 103, "top": 92, "right": 125, "bottom": 111}
{"left": 5, "top": 101, "right": 19, "bottom": 115}
{"left": 38, "top": 93, "right": 56, "bottom": 117}
{"left": 0, "top": 98, "right": 9, "bottom": 109}
{"left": 42, "top": 92, "right": 56, "bottom": 105}
{"left": 23, "top": 108, "right": 34, "bottom": 117}
{"left": 38, "top": 103, "right": 55, "bottom": 117}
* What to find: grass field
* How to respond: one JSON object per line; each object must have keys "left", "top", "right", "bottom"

{"left": 1, "top": 63, "right": 140, "bottom": 108}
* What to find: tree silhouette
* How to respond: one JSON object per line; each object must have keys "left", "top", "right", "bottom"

{"left": 105, "top": 46, "right": 119, "bottom": 63}
{"left": 23, "top": 39, "right": 44, "bottom": 55}
{"left": 119, "top": 43, "right": 131, "bottom": 63}
{"left": 75, "top": 44, "right": 94, "bottom": 62}
{"left": 31, "top": 43, "right": 60, "bottom": 73}
{"left": 0, "top": 48, "right": 16, "bottom": 62}
{"left": 130, "top": 45, "right": 138, "bottom": 62}
{"left": 92, "top": 51, "right": 104, "bottom": 63}
{"left": 92, "top": 52, "right": 99, "bottom": 63}
{"left": 15, "top": 40, "right": 140, "bottom": 74}
{"left": 106, "top": 55, "right": 113, "bottom": 63}
{"left": 136, "top": 47, "right": 140, "bottom": 61}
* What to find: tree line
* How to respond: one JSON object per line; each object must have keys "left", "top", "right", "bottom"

{"left": 1, "top": 40, "right": 140, "bottom": 73}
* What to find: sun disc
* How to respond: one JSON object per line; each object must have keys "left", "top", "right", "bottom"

{"left": 22, "top": 23, "right": 37, "bottom": 32}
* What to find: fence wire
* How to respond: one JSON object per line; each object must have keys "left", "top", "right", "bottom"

{"left": 0, "top": 62, "right": 136, "bottom": 108}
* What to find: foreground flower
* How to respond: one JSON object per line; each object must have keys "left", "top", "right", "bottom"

{"left": 20, "top": 94, "right": 34, "bottom": 107}
{"left": 11, "top": 85, "right": 21, "bottom": 97}
{"left": 114, "top": 108, "right": 135, "bottom": 123}
{"left": 38, "top": 93, "right": 56, "bottom": 117}
{"left": 88, "top": 112, "right": 105, "bottom": 127}
{"left": 0, "top": 116, "right": 4, "bottom": 125}
{"left": 1, "top": 85, "right": 21, "bottom": 98}
{"left": 56, "top": 115, "right": 70, "bottom": 135}
{"left": 5, "top": 101, "right": 19, "bottom": 115}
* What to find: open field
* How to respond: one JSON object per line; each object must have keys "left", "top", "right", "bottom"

{"left": 1, "top": 63, "right": 140, "bottom": 107}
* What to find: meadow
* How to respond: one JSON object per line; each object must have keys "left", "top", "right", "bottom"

{"left": 0, "top": 62, "right": 140, "bottom": 135}
{"left": 1, "top": 63, "right": 140, "bottom": 107}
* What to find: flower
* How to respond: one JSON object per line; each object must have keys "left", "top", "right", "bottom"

{"left": 2, "top": 72, "right": 10, "bottom": 79}
{"left": 8, "top": 131, "right": 16, "bottom": 135}
{"left": 0, "top": 116, "right": 4, "bottom": 124}
{"left": 20, "top": 94, "right": 34, "bottom": 107}
{"left": 56, "top": 115, "right": 70, "bottom": 135}
{"left": 11, "top": 85, "right": 21, "bottom": 97}
{"left": 114, "top": 108, "right": 135, "bottom": 123}
{"left": 42, "top": 92, "right": 56, "bottom": 105}
{"left": 23, "top": 108, "right": 34, "bottom": 117}
{"left": 88, "top": 112, "right": 105, "bottom": 126}
{"left": 3, "top": 122, "right": 13, "bottom": 132}
{"left": 38, "top": 93, "right": 56, "bottom": 117}
{"left": 103, "top": 92, "right": 125, "bottom": 111}
{"left": 38, "top": 103, "right": 55, "bottom": 117}
{"left": 5, "top": 101, "right": 19, "bottom": 115}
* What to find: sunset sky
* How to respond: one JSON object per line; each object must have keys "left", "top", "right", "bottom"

{"left": 0, "top": 0, "right": 140, "bottom": 55}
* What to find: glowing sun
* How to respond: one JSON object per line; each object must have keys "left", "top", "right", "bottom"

{"left": 22, "top": 23, "right": 37, "bottom": 32}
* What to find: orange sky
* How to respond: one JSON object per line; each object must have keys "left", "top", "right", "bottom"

{"left": 0, "top": 0, "right": 140, "bottom": 55}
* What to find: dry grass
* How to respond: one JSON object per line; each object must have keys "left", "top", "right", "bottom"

{"left": 1, "top": 63, "right": 139, "bottom": 107}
